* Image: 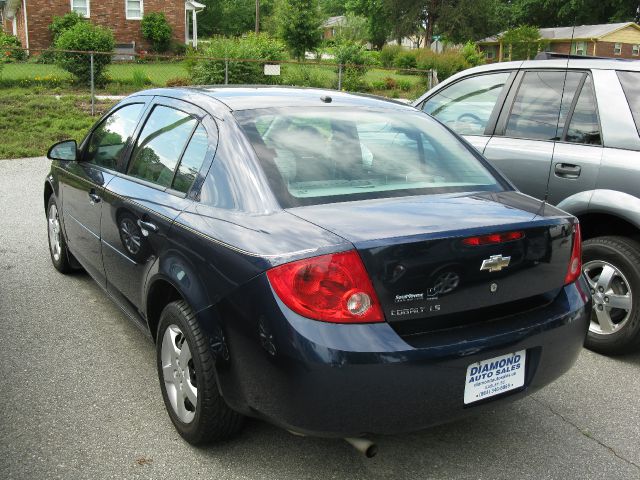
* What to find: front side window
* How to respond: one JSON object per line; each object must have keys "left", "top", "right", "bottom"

{"left": 235, "top": 107, "right": 501, "bottom": 207}
{"left": 71, "top": 0, "right": 90, "bottom": 17}
{"left": 565, "top": 76, "right": 600, "bottom": 145}
{"left": 618, "top": 71, "right": 640, "bottom": 136}
{"left": 423, "top": 72, "right": 511, "bottom": 136}
{"left": 128, "top": 105, "right": 197, "bottom": 188}
{"left": 614, "top": 43, "right": 622, "bottom": 55}
{"left": 126, "top": 0, "right": 143, "bottom": 19}
{"left": 85, "top": 103, "right": 145, "bottom": 170}
{"left": 504, "top": 71, "right": 582, "bottom": 141}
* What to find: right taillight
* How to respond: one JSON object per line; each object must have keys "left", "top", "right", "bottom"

{"left": 266, "top": 250, "right": 384, "bottom": 323}
{"left": 564, "top": 223, "right": 582, "bottom": 285}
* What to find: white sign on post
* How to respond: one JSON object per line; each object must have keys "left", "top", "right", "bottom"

{"left": 264, "top": 64, "right": 281, "bottom": 76}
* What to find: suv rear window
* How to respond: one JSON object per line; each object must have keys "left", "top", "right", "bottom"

{"left": 618, "top": 71, "right": 640, "bottom": 136}
{"left": 235, "top": 107, "right": 502, "bottom": 207}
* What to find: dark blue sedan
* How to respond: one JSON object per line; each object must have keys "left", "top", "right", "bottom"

{"left": 44, "top": 87, "right": 590, "bottom": 450}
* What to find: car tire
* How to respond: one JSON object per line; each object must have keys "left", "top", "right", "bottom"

{"left": 156, "top": 300, "right": 244, "bottom": 444}
{"left": 582, "top": 236, "right": 640, "bottom": 355}
{"left": 46, "top": 195, "right": 74, "bottom": 274}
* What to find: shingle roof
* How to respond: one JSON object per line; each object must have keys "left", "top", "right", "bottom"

{"left": 479, "top": 22, "right": 640, "bottom": 43}
{"left": 322, "top": 16, "right": 346, "bottom": 28}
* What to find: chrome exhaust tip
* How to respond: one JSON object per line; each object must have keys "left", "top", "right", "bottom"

{"left": 345, "top": 437, "right": 378, "bottom": 458}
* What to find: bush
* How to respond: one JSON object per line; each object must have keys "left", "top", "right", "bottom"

{"left": 190, "top": 33, "right": 287, "bottom": 85}
{"left": 460, "top": 41, "right": 485, "bottom": 67}
{"left": 361, "top": 50, "right": 381, "bottom": 67}
{"left": 384, "top": 77, "right": 397, "bottom": 89}
{"left": 166, "top": 76, "right": 191, "bottom": 87}
{"left": 0, "top": 33, "right": 26, "bottom": 62}
{"left": 397, "top": 79, "right": 412, "bottom": 91}
{"left": 416, "top": 49, "right": 469, "bottom": 82}
{"left": 49, "top": 11, "right": 85, "bottom": 42}
{"left": 54, "top": 22, "right": 115, "bottom": 85}
{"left": 380, "top": 44, "right": 403, "bottom": 68}
{"left": 282, "top": 64, "right": 332, "bottom": 88}
{"left": 334, "top": 41, "right": 368, "bottom": 91}
{"left": 394, "top": 50, "right": 418, "bottom": 70}
{"left": 141, "top": 12, "right": 173, "bottom": 53}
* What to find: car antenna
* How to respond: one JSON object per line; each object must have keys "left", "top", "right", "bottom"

{"left": 543, "top": 17, "right": 577, "bottom": 209}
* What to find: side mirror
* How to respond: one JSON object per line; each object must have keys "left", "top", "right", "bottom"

{"left": 47, "top": 140, "right": 77, "bottom": 161}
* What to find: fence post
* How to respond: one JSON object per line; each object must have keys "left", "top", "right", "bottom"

{"left": 338, "top": 63, "right": 342, "bottom": 90}
{"left": 90, "top": 53, "right": 95, "bottom": 116}
{"left": 224, "top": 58, "right": 229, "bottom": 85}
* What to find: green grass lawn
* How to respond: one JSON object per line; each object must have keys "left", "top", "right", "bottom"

{"left": 0, "top": 89, "right": 114, "bottom": 159}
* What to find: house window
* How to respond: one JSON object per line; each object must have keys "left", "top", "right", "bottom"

{"left": 485, "top": 46, "right": 496, "bottom": 60}
{"left": 126, "top": 0, "right": 143, "bottom": 20}
{"left": 571, "top": 41, "right": 587, "bottom": 56}
{"left": 633, "top": 44, "right": 639, "bottom": 56}
{"left": 614, "top": 43, "right": 622, "bottom": 55}
{"left": 71, "top": 0, "right": 90, "bottom": 17}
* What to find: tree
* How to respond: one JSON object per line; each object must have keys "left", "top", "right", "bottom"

{"left": 345, "top": 0, "right": 391, "bottom": 49}
{"left": 333, "top": 14, "right": 369, "bottom": 43}
{"left": 437, "top": 0, "right": 511, "bottom": 43}
{"left": 141, "top": 12, "right": 173, "bottom": 52}
{"left": 277, "top": 0, "right": 322, "bottom": 59}
{"left": 501, "top": 25, "right": 547, "bottom": 60}
{"left": 199, "top": 0, "right": 277, "bottom": 37}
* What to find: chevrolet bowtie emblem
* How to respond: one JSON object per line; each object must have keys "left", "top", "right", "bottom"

{"left": 480, "top": 255, "right": 511, "bottom": 272}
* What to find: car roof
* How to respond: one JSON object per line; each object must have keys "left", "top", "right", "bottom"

{"left": 130, "top": 86, "right": 417, "bottom": 113}
{"left": 453, "top": 57, "right": 640, "bottom": 76}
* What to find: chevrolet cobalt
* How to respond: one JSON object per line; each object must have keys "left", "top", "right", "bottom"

{"left": 44, "top": 87, "right": 590, "bottom": 446}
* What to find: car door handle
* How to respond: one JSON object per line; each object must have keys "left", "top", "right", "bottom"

{"left": 137, "top": 219, "right": 159, "bottom": 235}
{"left": 554, "top": 163, "right": 581, "bottom": 178}
{"left": 88, "top": 191, "right": 101, "bottom": 204}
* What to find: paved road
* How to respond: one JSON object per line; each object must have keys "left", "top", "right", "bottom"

{"left": 1, "top": 157, "right": 639, "bottom": 480}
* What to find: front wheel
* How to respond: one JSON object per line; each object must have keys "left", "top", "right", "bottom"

{"left": 47, "top": 195, "right": 74, "bottom": 274}
{"left": 156, "top": 300, "right": 243, "bottom": 444}
{"left": 583, "top": 236, "right": 640, "bottom": 355}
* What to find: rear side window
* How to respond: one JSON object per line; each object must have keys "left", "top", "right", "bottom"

{"left": 423, "top": 72, "right": 511, "bottom": 135}
{"left": 85, "top": 103, "right": 145, "bottom": 170}
{"left": 618, "top": 71, "right": 640, "bottom": 136}
{"left": 172, "top": 124, "right": 209, "bottom": 194}
{"left": 235, "top": 107, "right": 502, "bottom": 208}
{"left": 505, "top": 71, "right": 582, "bottom": 141}
{"left": 128, "top": 105, "right": 197, "bottom": 188}
{"left": 565, "top": 75, "right": 600, "bottom": 145}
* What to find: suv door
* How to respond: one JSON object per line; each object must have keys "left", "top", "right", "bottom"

{"left": 420, "top": 71, "right": 516, "bottom": 152}
{"left": 100, "top": 98, "right": 218, "bottom": 315}
{"left": 484, "top": 70, "right": 583, "bottom": 201}
{"left": 546, "top": 73, "right": 602, "bottom": 205}
{"left": 59, "top": 101, "right": 148, "bottom": 283}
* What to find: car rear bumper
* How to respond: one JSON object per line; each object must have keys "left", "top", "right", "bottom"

{"left": 212, "top": 275, "right": 590, "bottom": 437}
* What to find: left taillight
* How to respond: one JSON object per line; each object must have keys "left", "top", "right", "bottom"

{"left": 564, "top": 223, "right": 582, "bottom": 285}
{"left": 266, "top": 250, "right": 384, "bottom": 323}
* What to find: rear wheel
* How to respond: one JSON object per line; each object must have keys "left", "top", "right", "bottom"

{"left": 156, "top": 300, "right": 243, "bottom": 444}
{"left": 47, "top": 195, "right": 74, "bottom": 274}
{"left": 583, "top": 236, "right": 640, "bottom": 355}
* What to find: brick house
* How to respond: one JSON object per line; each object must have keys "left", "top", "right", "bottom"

{"left": 0, "top": 0, "right": 206, "bottom": 52}
{"left": 478, "top": 22, "right": 640, "bottom": 62}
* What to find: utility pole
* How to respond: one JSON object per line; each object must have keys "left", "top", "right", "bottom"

{"left": 255, "top": 0, "right": 260, "bottom": 34}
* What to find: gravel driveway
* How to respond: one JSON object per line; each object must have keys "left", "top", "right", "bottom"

{"left": 1, "top": 157, "right": 639, "bottom": 480}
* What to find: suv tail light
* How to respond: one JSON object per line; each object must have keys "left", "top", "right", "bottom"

{"left": 564, "top": 223, "right": 582, "bottom": 285}
{"left": 267, "top": 250, "right": 384, "bottom": 323}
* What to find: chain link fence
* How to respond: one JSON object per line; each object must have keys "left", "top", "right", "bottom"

{"left": 1, "top": 48, "right": 436, "bottom": 115}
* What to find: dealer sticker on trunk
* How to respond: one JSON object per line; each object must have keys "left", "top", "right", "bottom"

{"left": 464, "top": 350, "right": 526, "bottom": 405}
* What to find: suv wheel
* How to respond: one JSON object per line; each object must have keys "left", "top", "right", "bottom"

{"left": 582, "top": 236, "right": 640, "bottom": 355}
{"left": 156, "top": 300, "right": 244, "bottom": 444}
{"left": 47, "top": 195, "right": 74, "bottom": 274}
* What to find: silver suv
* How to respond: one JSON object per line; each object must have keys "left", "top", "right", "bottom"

{"left": 414, "top": 58, "right": 640, "bottom": 355}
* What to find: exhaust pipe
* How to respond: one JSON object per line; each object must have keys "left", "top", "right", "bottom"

{"left": 345, "top": 437, "right": 378, "bottom": 458}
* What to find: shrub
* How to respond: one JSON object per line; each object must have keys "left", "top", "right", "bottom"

{"left": 384, "top": 77, "right": 397, "bottom": 89}
{"left": 141, "top": 12, "right": 173, "bottom": 53}
{"left": 394, "top": 50, "right": 418, "bottom": 70}
{"left": 369, "top": 79, "right": 386, "bottom": 90}
{"left": 166, "top": 76, "right": 191, "bottom": 87}
{"left": 334, "top": 41, "right": 368, "bottom": 91}
{"left": 130, "top": 69, "right": 152, "bottom": 87}
{"left": 282, "top": 64, "right": 332, "bottom": 88}
{"left": 380, "top": 44, "right": 403, "bottom": 68}
{"left": 0, "top": 33, "right": 26, "bottom": 62}
{"left": 397, "top": 79, "right": 412, "bottom": 91}
{"left": 190, "top": 34, "right": 287, "bottom": 85}
{"left": 460, "top": 41, "right": 485, "bottom": 67}
{"left": 361, "top": 50, "right": 381, "bottom": 67}
{"left": 54, "top": 22, "right": 115, "bottom": 85}
{"left": 49, "top": 11, "right": 85, "bottom": 42}
{"left": 416, "top": 49, "right": 469, "bottom": 82}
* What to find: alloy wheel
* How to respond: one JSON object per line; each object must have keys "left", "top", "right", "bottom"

{"left": 48, "top": 203, "right": 62, "bottom": 262}
{"left": 161, "top": 324, "right": 197, "bottom": 423}
{"left": 583, "top": 260, "right": 633, "bottom": 335}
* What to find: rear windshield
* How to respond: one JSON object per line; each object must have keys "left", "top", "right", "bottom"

{"left": 618, "top": 71, "right": 640, "bottom": 136}
{"left": 234, "top": 107, "right": 502, "bottom": 207}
